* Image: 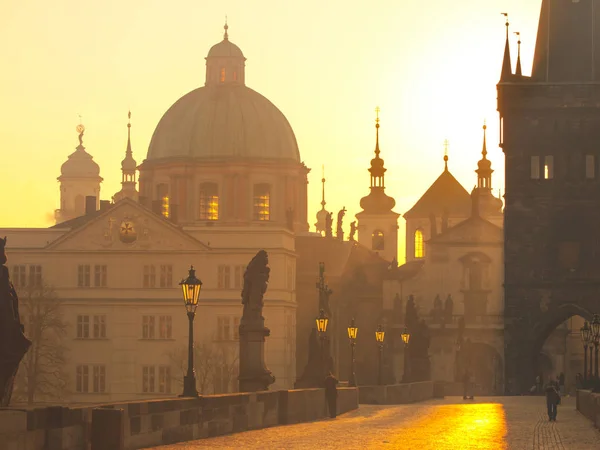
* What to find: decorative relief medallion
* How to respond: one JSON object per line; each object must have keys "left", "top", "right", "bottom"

{"left": 119, "top": 219, "right": 137, "bottom": 244}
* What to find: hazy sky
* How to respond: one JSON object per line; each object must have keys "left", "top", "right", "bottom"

{"left": 0, "top": 0, "right": 542, "bottom": 260}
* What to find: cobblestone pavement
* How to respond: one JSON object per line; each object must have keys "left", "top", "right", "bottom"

{"left": 152, "top": 396, "right": 600, "bottom": 450}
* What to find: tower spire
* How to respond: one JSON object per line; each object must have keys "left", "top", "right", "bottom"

{"left": 476, "top": 121, "right": 493, "bottom": 190}
{"left": 126, "top": 110, "right": 132, "bottom": 156}
{"left": 320, "top": 165, "right": 326, "bottom": 209}
{"left": 374, "top": 106, "right": 381, "bottom": 157}
{"left": 500, "top": 13, "right": 513, "bottom": 81}
{"left": 514, "top": 31, "right": 522, "bottom": 76}
{"left": 482, "top": 120, "right": 487, "bottom": 158}
{"left": 224, "top": 16, "right": 229, "bottom": 40}
{"left": 368, "top": 107, "right": 386, "bottom": 189}
{"left": 443, "top": 139, "right": 449, "bottom": 172}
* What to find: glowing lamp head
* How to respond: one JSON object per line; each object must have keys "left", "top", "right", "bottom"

{"left": 347, "top": 318, "right": 358, "bottom": 340}
{"left": 180, "top": 266, "right": 202, "bottom": 313}
{"left": 401, "top": 327, "right": 411, "bottom": 345}
{"left": 316, "top": 309, "right": 329, "bottom": 335}
{"left": 592, "top": 314, "right": 600, "bottom": 342}
{"left": 375, "top": 324, "right": 385, "bottom": 344}
{"left": 581, "top": 321, "right": 592, "bottom": 345}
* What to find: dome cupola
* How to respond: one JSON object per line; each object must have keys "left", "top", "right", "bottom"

{"left": 60, "top": 124, "right": 101, "bottom": 179}
{"left": 205, "top": 22, "right": 247, "bottom": 86}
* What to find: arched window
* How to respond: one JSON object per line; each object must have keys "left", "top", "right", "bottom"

{"left": 199, "top": 183, "right": 219, "bottom": 221}
{"left": 414, "top": 229, "right": 424, "bottom": 258}
{"left": 372, "top": 230, "right": 385, "bottom": 250}
{"left": 157, "top": 183, "right": 169, "bottom": 218}
{"left": 253, "top": 183, "right": 270, "bottom": 221}
{"left": 220, "top": 68, "right": 226, "bottom": 82}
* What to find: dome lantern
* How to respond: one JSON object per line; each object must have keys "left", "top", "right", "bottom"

{"left": 205, "top": 21, "right": 247, "bottom": 86}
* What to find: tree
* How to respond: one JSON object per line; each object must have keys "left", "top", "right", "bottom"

{"left": 12, "top": 284, "right": 68, "bottom": 405}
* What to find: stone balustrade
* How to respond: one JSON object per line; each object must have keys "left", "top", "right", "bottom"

{"left": 0, "top": 387, "right": 359, "bottom": 450}
{"left": 358, "top": 381, "right": 434, "bottom": 405}
{"left": 576, "top": 389, "right": 600, "bottom": 429}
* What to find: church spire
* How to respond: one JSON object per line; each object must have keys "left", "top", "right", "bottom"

{"left": 476, "top": 122, "right": 493, "bottom": 190}
{"left": 514, "top": 32, "right": 522, "bottom": 76}
{"left": 314, "top": 165, "right": 329, "bottom": 235}
{"left": 114, "top": 111, "right": 138, "bottom": 202}
{"left": 443, "top": 139, "right": 449, "bottom": 172}
{"left": 368, "top": 107, "right": 386, "bottom": 189}
{"left": 500, "top": 13, "right": 513, "bottom": 81}
{"left": 320, "top": 165, "right": 326, "bottom": 210}
{"left": 224, "top": 17, "right": 229, "bottom": 40}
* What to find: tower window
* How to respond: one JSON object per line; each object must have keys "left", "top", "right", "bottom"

{"left": 253, "top": 184, "right": 271, "bottom": 221}
{"left": 586, "top": 155, "right": 596, "bottom": 179}
{"left": 414, "top": 229, "right": 424, "bottom": 259}
{"left": 157, "top": 183, "right": 169, "bottom": 218}
{"left": 199, "top": 183, "right": 219, "bottom": 220}
{"left": 161, "top": 196, "right": 170, "bottom": 218}
{"left": 530, "top": 156, "right": 540, "bottom": 179}
{"left": 544, "top": 155, "right": 554, "bottom": 180}
{"left": 372, "top": 230, "right": 385, "bottom": 251}
{"left": 220, "top": 68, "right": 226, "bottom": 83}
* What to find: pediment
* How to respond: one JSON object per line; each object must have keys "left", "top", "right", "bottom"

{"left": 47, "top": 199, "right": 209, "bottom": 252}
{"left": 429, "top": 216, "right": 503, "bottom": 246}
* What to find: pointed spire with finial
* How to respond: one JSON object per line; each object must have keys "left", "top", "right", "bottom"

{"left": 443, "top": 139, "right": 449, "bottom": 172}
{"left": 126, "top": 110, "right": 132, "bottom": 156}
{"left": 368, "top": 107, "right": 386, "bottom": 188}
{"left": 514, "top": 31, "right": 522, "bottom": 76}
{"left": 500, "top": 13, "right": 512, "bottom": 81}
{"left": 320, "top": 165, "right": 326, "bottom": 210}
{"left": 314, "top": 165, "right": 329, "bottom": 234}
{"left": 223, "top": 16, "right": 229, "bottom": 40}
{"left": 476, "top": 121, "right": 493, "bottom": 190}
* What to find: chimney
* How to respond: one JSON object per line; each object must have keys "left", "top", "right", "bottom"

{"left": 85, "top": 196, "right": 97, "bottom": 215}
{"left": 100, "top": 200, "right": 111, "bottom": 212}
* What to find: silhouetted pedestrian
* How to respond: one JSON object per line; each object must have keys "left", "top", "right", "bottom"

{"left": 324, "top": 371, "right": 339, "bottom": 418}
{"left": 545, "top": 382, "right": 560, "bottom": 421}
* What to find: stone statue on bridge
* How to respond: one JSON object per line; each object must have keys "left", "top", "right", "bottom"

{"left": 0, "top": 237, "right": 32, "bottom": 406}
{"left": 238, "top": 250, "right": 275, "bottom": 392}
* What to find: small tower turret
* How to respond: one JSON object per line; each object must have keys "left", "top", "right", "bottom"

{"left": 113, "top": 111, "right": 139, "bottom": 202}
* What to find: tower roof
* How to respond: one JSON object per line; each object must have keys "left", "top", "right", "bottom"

{"left": 121, "top": 111, "right": 137, "bottom": 171}
{"left": 59, "top": 123, "right": 102, "bottom": 179}
{"left": 500, "top": 14, "right": 513, "bottom": 81}
{"left": 532, "top": 0, "right": 600, "bottom": 82}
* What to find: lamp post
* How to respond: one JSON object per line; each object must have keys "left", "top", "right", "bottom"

{"left": 347, "top": 318, "right": 358, "bottom": 387}
{"left": 316, "top": 309, "right": 329, "bottom": 378}
{"left": 375, "top": 324, "right": 385, "bottom": 386}
{"left": 581, "top": 321, "right": 591, "bottom": 385}
{"left": 179, "top": 266, "right": 202, "bottom": 397}
{"left": 401, "top": 327, "right": 411, "bottom": 383}
{"left": 592, "top": 314, "right": 600, "bottom": 387}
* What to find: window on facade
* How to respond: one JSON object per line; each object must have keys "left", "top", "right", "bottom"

{"left": 28, "top": 265, "right": 42, "bottom": 288}
{"left": 78, "top": 265, "right": 91, "bottom": 287}
{"left": 76, "top": 365, "right": 89, "bottom": 393}
{"left": 159, "top": 315, "right": 173, "bottom": 339}
{"left": 158, "top": 366, "right": 171, "bottom": 393}
{"left": 156, "top": 184, "right": 170, "bottom": 218}
{"left": 143, "top": 265, "right": 156, "bottom": 288}
{"left": 199, "top": 182, "right": 219, "bottom": 220}
{"left": 93, "top": 315, "right": 106, "bottom": 338}
{"left": 142, "top": 366, "right": 156, "bottom": 393}
{"left": 414, "top": 229, "right": 424, "bottom": 259}
{"left": 77, "top": 315, "right": 90, "bottom": 338}
{"left": 220, "top": 68, "right": 226, "bottom": 82}
{"left": 586, "top": 155, "right": 596, "bottom": 179}
{"left": 544, "top": 155, "right": 554, "bottom": 179}
{"left": 372, "top": 230, "right": 385, "bottom": 251}
{"left": 218, "top": 265, "right": 231, "bottom": 289}
{"left": 234, "top": 265, "right": 245, "bottom": 289}
{"left": 12, "top": 265, "right": 26, "bottom": 288}
{"left": 94, "top": 265, "right": 107, "bottom": 287}
{"left": 531, "top": 156, "right": 540, "bottom": 179}
{"left": 142, "top": 315, "right": 156, "bottom": 339}
{"left": 253, "top": 184, "right": 271, "bottom": 221}
{"left": 159, "top": 265, "right": 173, "bottom": 288}
{"left": 216, "top": 316, "right": 231, "bottom": 341}
{"left": 92, "top": 365, "right": 106, "bottom": 393}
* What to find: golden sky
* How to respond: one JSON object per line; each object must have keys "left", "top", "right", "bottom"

{"left": 0, "top": 0, "right": 541, "bottom": 261}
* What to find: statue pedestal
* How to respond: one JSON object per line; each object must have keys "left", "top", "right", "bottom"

{"left": 238, "top": 318, "right": 275, "bottom": 392}
{"left": 295, "top": 336, "right": 333, "bottom": 389}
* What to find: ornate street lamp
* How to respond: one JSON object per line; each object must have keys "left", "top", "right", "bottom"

{"left": 375, "top": 324, "right": 385, "bottom": 386}
{"left": 581, "top": 321, "right": 591, "bottom": 383}
{"left": 401, "top": 327, "right": 411, "bottom": 383}
{"left": 179, "top": 266, "right": 202, "bottom": 397}
{"left": 592, "top": 314, "right": 600, "bottom": 383}
{"left": 347, "top": 318, "right": 358, "bottom": 387}
{"left": 316, "top": 309, "right": 329, "bottom": 378}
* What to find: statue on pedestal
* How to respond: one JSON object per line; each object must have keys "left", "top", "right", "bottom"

{"left": 238, "top": 250, "right": 275, "bottom": 392}
{"left": 349, "top": 221, "right": 357, "bottom": 241}
{"left": 325, "top": 212, "right": 333, "bottom": 238}
{"left": 0, "top": 237, "right": 32, "bottom": 406}
{"left": 336, "top": 207, "right": 347, "bottom": 241}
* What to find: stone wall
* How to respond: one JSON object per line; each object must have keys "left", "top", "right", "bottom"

{"left": 358, "top": 382, "right": 434, "bottom": 405}
{"left": 576, "top": 389, "right": 600, "bottom": 429}
{"left": 0, "top": 387, "right": 359, "bottom": 450}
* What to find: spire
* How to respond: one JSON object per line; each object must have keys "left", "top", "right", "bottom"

{"left": 314, "top": 165, "right": 329, "bottom": 235}
{"left": 224, "top": 16, "right": 229, "bottom": 40}
{"left": 514, "top": 32, "right": 522, "bottom": 76}
{"left": 320, "top": 165, "right": 326, "bottom": 209}
{"left": 374, "top": 106, "right": 381, "bottom": 158}
{"left": 443, "top": 139, "right": 449, "bottom": 172}
{"left": 126, "top": 110, "right": 132, "bottom": 156}
{"left": 476, "top": 121, "right": 493, "bottom": 190}
{"left": 481, "top": 121, "right": 487, "bottom": 158}
{"left": 368, "top": 107, "right": 386, "bottom": 188}
{"left": 114, "top": 111, "right": 138, "bottom": 202}
{"left": 500, "top": 13, "right": 513, "bottom": 81}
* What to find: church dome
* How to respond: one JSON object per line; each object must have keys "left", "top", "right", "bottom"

{"left": 360, "top": 189, "right": 396, "bottom": 214}
{"left": 60, "top": 130, "right": 101, "bottom": 179}
{"left": 207, "top": 40, "right": 244, "bottom": 58}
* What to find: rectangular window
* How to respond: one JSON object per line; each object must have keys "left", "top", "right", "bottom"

{"left": 159, "top": 265, "right": 173, "bottom": 288}
{"left": 234, "top": 265, "right": 245, "bottom": 289}
{"left": 142, "top": 315, "right": 155, "bottom": 339}
{"left": 586, "top": 155, "right": 596, "bottom": 179}
{"left": 12, "top": 265, "right": 26, "bottom": 288}
{"left": 94, "top": 265, "right": 107, "bottom": 287}
{"left": 78, "top": 265, "right": 91, "bottom": 287}
{"left": 92, "top": 365, "right": 106, "bottom": 393}
{"left": 530, "top": 156, "right": 540, "bottom": 179}
{"left": 216, "top": 316, "right": 231, "bottom": 341}
{"left": 159, "top": 315, "right": 172, "bottom": 339}
{"left": 77, "top": 315, "right": 90, "bottom": 338}
{"left": 76, "top": 365, "right": 89, "bottom": 393}
{"left": 28, "top": 265, "right": 42, "bottom": 287}
{"left": 233, "top": 317, "right": 240, "bottom": 341}
{"left": 142, "top": 366, "right": 156, "bottom": 393}
{"left": 253, "top": 183, "right": 271, "bottom": 221}
{"left": 158, "top": 366, "right": 171, "bottom": 394}
{"left": 217, "top": 265, "right": 231, "bottom": 289}
{"left": 544, "top": 155, "right": 554, "bottom": 180}
{"left": 93, "top": 315, "right": 106, "bottom": 338}
{"left": 199, "top": 183, "right": 219, "bottom": 221}
{"left": 143, "top": 265, "right": 156, "bottom": 288}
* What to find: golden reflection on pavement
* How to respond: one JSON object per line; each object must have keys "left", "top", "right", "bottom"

{"left": 381, "top": 403, "right": 507, "bottom": 450}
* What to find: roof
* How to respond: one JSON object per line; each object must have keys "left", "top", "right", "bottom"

{"left": 387, "top": 260, "right": 425, "bottom": 282}
{"left": 404, "top": 169, "right": 471, "bottom": 218}
{"left": 207, "top": 39, "right": 245, "bottom": 58}
{"left": 427, "top": 215, "right": 503, "bottom": 246}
